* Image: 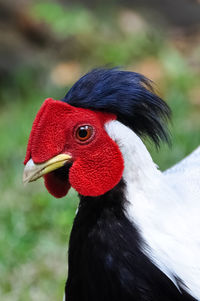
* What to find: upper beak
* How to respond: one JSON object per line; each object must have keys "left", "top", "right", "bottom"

{"left": 23, "top": 154, "right": 72, "bottom": 184}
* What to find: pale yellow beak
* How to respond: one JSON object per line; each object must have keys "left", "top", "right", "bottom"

{"left": 23, "top": 154, "right": 72, "bottom": 184}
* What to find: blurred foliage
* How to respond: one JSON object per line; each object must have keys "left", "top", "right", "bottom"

{"left": 31, "top": 2, "right": 96, "bottom": 37}
{"left": 0, "top": 1, "right": 199, "bottom": 300}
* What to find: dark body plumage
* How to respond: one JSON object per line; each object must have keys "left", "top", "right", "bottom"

{"left": 65, "top": 180, "right": 196, "bottom": 301}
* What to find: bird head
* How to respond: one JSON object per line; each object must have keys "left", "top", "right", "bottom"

{"left": 23, "top": 68, "right": 170, "bottom": 198}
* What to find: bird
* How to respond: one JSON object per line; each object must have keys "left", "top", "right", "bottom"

{"left": 23, "top": 68, "right": 200, "bottom": 301}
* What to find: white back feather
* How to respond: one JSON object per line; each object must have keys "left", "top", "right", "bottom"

{"left": 105, "top": 120, "right": 200, "bottom": 300}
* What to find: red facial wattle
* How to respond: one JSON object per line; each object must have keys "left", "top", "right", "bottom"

{"left": 24, "top": 98, "right": 124, "bottom": 197}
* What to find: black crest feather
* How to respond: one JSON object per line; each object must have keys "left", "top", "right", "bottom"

{"left": 63, "top": 68, "right": 171, "bottom": 147}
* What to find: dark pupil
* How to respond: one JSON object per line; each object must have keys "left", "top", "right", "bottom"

{"left": 79, "top": 127, "right": 88, "bottom": 138}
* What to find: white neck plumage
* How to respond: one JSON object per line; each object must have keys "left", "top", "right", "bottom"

{"left": 105, "top": 119, "right": 199, "bottom": 300}
{"left": 105, "top": 119, "right": 162, "bottom": 198}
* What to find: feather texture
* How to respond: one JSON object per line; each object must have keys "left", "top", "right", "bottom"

{"left": 105, "top": 120, "right": 200, "bottom": 300}
{"left": 63, "top": 68, "right": 171, "bottom": 147}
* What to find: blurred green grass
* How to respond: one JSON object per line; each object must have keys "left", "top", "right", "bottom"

{"left": 0, "top": 2, "right": 200, "bottom": 301}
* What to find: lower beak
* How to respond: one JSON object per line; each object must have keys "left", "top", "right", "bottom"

{"left": 23, "top": 154, "right": 72, "bottom": 184}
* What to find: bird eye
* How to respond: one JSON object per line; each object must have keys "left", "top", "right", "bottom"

{"left": 76, "top": 125, "right": 93, "bottom": 142}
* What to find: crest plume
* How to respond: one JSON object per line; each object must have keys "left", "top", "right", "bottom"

{"left": 63, "top": 68, "right": 171, "bottom": 147}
